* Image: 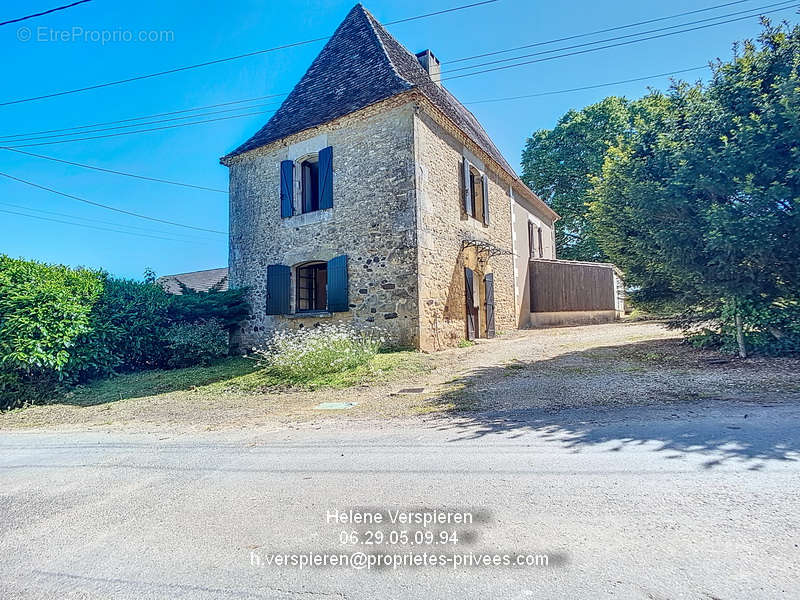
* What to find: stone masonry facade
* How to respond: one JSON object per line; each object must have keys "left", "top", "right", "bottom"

{"left": 227, "top": 98, "right": 420, "bottom": 350}
{"left": 413, "top": 100, "right": 518, "bottom": 351}
{"left": 226, "top": 93, "right": 556, "bottom": 351}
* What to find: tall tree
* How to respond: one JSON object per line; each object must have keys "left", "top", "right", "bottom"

{"left": 590, "top": 21, "right": 800, "bottom": 356}
{"left": 521, "top": 97, "right": 633, "bottom": 261}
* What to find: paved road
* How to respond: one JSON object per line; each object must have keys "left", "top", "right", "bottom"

{"left": 1, "top": 400, "right": 798, "bottom": 599}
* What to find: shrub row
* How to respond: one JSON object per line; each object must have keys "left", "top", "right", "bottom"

{"left": 0, "top": 256, "right": 249, "bottom": 410}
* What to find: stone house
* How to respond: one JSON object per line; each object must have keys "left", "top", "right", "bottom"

{"left": 220, "top": 4, "right": 562, "bottom": 351}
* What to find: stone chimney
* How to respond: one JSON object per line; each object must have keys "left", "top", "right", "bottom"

{"left": 415, "top": 50, "right": 441, "bottom": 87}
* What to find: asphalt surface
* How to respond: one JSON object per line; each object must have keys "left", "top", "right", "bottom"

{"left": 1, "top": 399, "right": 798, "bottom": 599}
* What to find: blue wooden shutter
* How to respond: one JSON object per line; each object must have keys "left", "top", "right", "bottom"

{"left": 318, "top": 146, "right": 333, "bottom": 210}
{"left": 462, "top": 159, "right": 473, "bottom": 217}
{"left": 326, "top": 255, "right": 348, "bottom": 312}
{"left": 280, "top": 160, "right": 294, "bottom": 218}
{"left": 265, "top": 264, "right": 290, "bottom": 315}
{"left": 481, "top": 174, "right": 490, "bottom": 225}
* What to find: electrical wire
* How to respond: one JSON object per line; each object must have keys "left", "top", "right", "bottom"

{"left": 0, "top": 93, "right": 288, "bottom": 140}
{"left": 439, "top": 3, "right": 799, "bottom": 82}
{"left": 0, "top": 148, "right": 227, "bottom": 193}
{"left": 0, "top": 171, "right": 228, "bottom": 234}
{"left": 444, "top": 0, "right": 758, "bottom": 64}
{"left": 0, "top": 103, "right": 281, "bottom": 144}
{"left": 463, "top": 66, "right": 710, "bottom": 104}
{"left": 0, "top": 209, "right": 217, "bottom": 244}
{"left": 2, "top": 109, "right": 274, "bottom": 148}
{"left": 0, "top": 0, "right": 92, "bottom": 27}
{"left": 0, "top": 200, "right": 219, "bottom": 241}
{"left": 0, "top": 1, "right": 498, "bottom": 107}
{"left": 442, "top": 0, "right": 797, "bottom": 75}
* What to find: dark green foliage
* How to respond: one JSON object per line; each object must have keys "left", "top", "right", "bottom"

{"left": 164, "top": 319, "right": 230, "bottom": 369}
{"left": 0, "top": 256, "right": 103, "bottom": 410}
{"left": 589, "top": 21, "right": 800, "bottom": 355}
{"left": 0, "top": 256, "right": 250, "bottom": 409}
{"left": 73, "top": 276, "right": 173, "bottom": 379}
{"left": 0, "top": 255, "right": 103, "bottom": 373}
{"left": 683, "top": 300, "right": 800, "bottom": 356}
{"left": 168, "top": 285, "right": 250, "bottom": 330}
{"left": 521, "top": 97, "right": 634, "bottom": 261}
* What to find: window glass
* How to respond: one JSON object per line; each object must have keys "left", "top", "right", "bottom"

{"left": 301, "top": 158, "right": 320, "bottom": 214}
{"left": 296, "top": 262, "right": 327, "bottom": 312}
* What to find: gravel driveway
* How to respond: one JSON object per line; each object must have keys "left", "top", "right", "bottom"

{"left": 2, "top": 321, "right": 798, "bottom": 431}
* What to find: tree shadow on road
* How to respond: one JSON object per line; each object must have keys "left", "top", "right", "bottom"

{"left": 422, "top": 339, "right": 800, "bottom": 469}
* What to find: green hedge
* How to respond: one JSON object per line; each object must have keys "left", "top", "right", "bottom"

{"left": 0, "top": 255, "right": 249, "bottom": 410}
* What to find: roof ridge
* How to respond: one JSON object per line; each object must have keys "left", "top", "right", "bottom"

{"left": 157, "top": 267, "right": 228, "bottom": 278}
{"left": 358, "top": 5, "right": 413, "bottom": 88}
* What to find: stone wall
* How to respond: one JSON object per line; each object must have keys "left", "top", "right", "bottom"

{"left": 412, "top": 106, "right": 517, "bottom": 351}
{"left": 226, "top": 98, "right": 420, "bottom": 350}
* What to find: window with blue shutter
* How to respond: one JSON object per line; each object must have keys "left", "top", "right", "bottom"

{"left": 318, "top": 146, "right": 333, "bottom": 210}
{"left": 265, "top": 264, "right": 290, "bottom": 315}
{"left": 280, "top": 160, "right": 294, "bottom": 218}
{"left": 326, "top": 255, "right": 348, "bottom": 312}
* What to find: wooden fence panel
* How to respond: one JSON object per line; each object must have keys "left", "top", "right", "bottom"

{"left": 529, "top": 260, "right": 616, "bottom": 312}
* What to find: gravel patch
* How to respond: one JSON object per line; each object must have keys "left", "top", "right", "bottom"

{"left": 2, "top": 321, "right": 798, "bottom": 432}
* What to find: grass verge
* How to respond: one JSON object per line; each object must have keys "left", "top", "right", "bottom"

{"left": 51, "top": 351, "right": 425, "bottom": 408}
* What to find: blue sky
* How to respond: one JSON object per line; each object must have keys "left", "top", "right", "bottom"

{"left": 1, "top": 0, "right": 797, "bottom": 279}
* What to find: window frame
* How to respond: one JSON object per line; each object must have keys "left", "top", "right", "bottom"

{"left": 467, "top": 164, "right": 486, "bottom": 224}
{"left": 537, "top": 226, "right": 544, "bottom": 258}
{"left": 296, "top": 153, "right": 321, "bottom": 215}
{"left": 295, "top": 261, "right": 328, "bottom": 313}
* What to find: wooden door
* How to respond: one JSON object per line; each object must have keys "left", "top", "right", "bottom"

{"left": 464, "top": 267, "right": 478, "bottom": 340}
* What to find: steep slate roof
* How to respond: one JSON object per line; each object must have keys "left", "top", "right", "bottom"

{"left": 157, "top": 268, "right": 229, "bottom": 295}
{"left": 222, "top": 4, "right": 522, "bottom": 186}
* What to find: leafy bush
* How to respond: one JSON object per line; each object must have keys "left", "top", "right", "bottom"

{"left": 168, "top": 286, "right": 250, "bottom": 329}
{"left": 73, "top": 276, "right": 173, "bottom": 379}
{"left": 0, "top": 369, "right": 62, "bottom": 411}
{"left": 164, "top": 319, "right": 229, "bottom": 368}
{"left": 256, "top": 324, "right": 382, "bottom": 383}
{"left": 683, "top": 299, "right": 800, "bottom": 356}
{"left": 74, "top": 278, "right": 249, "bottom": 378}
{"left": 0, "top": 256, "right": 252, "bottom": 410}
{"left": 0, "top": 255, "right": 103, "bottom": 374}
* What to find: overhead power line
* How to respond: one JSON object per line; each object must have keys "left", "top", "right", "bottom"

{"left": 442, "top": 0, "right": 797, "bottom": 74}
{"left": 1, "top": 65, "right": 718, "bottom": 151}
{"left": 0, "top": 1, "right": 769, "bottom": 142}
{"left": 0, "top": 0, "right": 498, "bottom": 107}
{"left": 0, "top": 208, "right": 216, "bottom": 244}
{"left": 444, "top": 0, "right": 757, "bottom": 64}
{"left": 0, "top": 200, "right": 218, "bottom": 240}
{"left": 0, "top": 0, "right": 92, "bottom": 27}
{"left": 382, "top": 0, "right": 497, "bottom": 25}
{"left": 0, "top": 171, "right": 227, "bottom": 234}
{"left": 0, "top": 1, "right": 755, "bottom": 141}
{"left": 0, "top": 102, "right": 281, "bottom": 144}
{"left": 464, "top": 66, "right": 710, "bottom": 104}
{"left": 2, "top": 109, "right": 274, "bottom": 148}
{"left": 0, "top": 148, "right": 227, "bottom": 193}
{"left": 439, "top": 3, "right": 800, "bottom": 82}
{"left": 0, "top": 93, "right": 288, "bottom": 140}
